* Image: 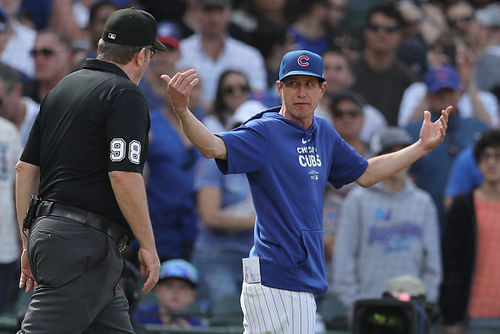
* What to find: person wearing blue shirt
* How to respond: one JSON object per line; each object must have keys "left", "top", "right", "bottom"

{"left": 145, "top": 106, "right": 200, "bottom": 262}
{"left": 444, "top": 146, "right": 483, "bottom": 210}
{"left": 163, "top": 49, "right": 451, "bottom": 333}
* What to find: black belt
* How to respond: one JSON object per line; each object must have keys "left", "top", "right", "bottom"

{"left": 35, "top": 201, "right": 130, "bottom": 252}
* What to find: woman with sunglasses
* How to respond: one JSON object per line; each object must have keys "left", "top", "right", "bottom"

{"left": 203, "top": 70, "right": 252, "bottom": 133}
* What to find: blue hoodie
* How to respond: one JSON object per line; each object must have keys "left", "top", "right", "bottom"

{"left": 216, "top": 108, "right": 367, "bottom": 296}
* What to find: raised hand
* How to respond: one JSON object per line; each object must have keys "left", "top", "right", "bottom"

{"left": 161, "top": 69, "right": 199, "bottom": 115}
{"left": 419, "top": 105, "right": 452, "bottom": 153}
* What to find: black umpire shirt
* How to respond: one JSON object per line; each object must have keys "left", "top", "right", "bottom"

{"left": 21, "top": 59, "right": 150, "bottom": 232}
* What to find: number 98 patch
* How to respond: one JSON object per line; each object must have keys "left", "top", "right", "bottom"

{"left": 110, "top": 138, "right": 141, "bottom": 165}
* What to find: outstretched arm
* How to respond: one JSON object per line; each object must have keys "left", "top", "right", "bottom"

{"left": 162, "top": 69, "right": 227, "bottom": 160}
{"left": 357, "top": 106, "right": 452, "bottom": 187}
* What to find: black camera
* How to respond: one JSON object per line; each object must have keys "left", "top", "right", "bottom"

{"left": 352, "top": 296, "right": 438, "bottom": 334}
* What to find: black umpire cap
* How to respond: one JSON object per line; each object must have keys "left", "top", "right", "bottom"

{"left": 102, "top": 8, "right": 166, "bottom": 51}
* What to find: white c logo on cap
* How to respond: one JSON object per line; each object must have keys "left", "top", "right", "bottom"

{"left": 297, "top": 55, "right": 309, "bottom": 67}
{"left": 108, "top": 32, "right": 116, "bottom": 40}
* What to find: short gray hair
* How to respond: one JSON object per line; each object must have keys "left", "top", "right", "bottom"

{"left": 97, "top": 39, "right": 146, "bottom": 65}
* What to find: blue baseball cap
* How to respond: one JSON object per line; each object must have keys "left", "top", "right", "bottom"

{"left": 279, "top": 50, "right": 325, "bottom": 82}
{"left": 159, "top": 259, "right": 198, "bottom": 287}
{"left": 424, "top": 65, "right": 461, "bottom": 94}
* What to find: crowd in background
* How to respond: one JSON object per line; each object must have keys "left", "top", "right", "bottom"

{"left": 1, "top": 0, "right": 500, "bottom": 333}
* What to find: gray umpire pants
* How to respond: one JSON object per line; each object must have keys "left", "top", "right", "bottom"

{"left": 18, "top": 216, "right": 134, "bottom": 334}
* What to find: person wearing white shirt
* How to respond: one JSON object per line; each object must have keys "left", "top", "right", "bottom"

{"left": 177, "top": 0, "right": 266, "bottom": 107}
{"left": 0, "top": 116, "right": 22, "bottom": 314}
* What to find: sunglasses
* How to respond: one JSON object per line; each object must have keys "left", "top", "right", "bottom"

{"left": 30, "top": 48, "right": 56, "bottom": 58}
{"left": 480, "top": 150, "right": 500, "bottom": 162}
{"left": 223, "top": 84, "right": 250, "bottom": 95}
{"left": 448, "top": 15, "right": 474, "bottom": 27}
{"left": 147, "top": 46, "right": 157, "bottom": 58}
{"left": 367, "top": 23, "right": 399, "bottom": 34}
{"left": 333, "top": 109, "right": 362, "bottom": 118}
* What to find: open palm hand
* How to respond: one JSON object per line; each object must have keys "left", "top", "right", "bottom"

{"left": 419, "top": 106, "right": 452, "bottom": 154}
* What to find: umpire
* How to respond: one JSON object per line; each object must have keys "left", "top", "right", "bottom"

{"left": 15, "top": 8, "right": 165, "bottom": 334}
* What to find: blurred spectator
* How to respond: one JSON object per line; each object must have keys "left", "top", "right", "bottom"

{"left": 351, "top": 3, "right": 415, "bottom": 126}
{"left": 326, "top": 0, "right": 348, "bottom": 34}
{"left": 444, "top": 145, "right": 483, "bottom": 210}
{"left": 250, "top": 19, "right": 294, "bottom": 91}
{"left": 0, "top": 0, "right": 36, "bottom": 79}
{"left": 396, "top": 1, "right": 429, "bottom": 80}
{"left": 145, "top": 94, "right": 200, "bottom": 262}
{"left": 83, "top": 0, "right": 118, "bottom": 59}
{"left": 399, "top": 42, "right": 498, "bottom": 127}
{"left": 0, "top": 115, "right": 22, "bottom": 314}
{"left": 405, "top": 65, "right": 490, "bottom": 228}
{"left": 322, "top": 90, "right": 367, "bottom": 294}
{"left": 192, "top": 101, "right": 260, "bottom": 311}
{"left": 0, "top": 61, "right": 38, "bottom": 145}
{"left": 332, "top": 127, "right": 441, "bottom": 323}
{"left": 23, "top": 29, "right": 73, "bottom": 104}
{"left": 317, "top": 49, "right": 386, "bottom": 143}
{"left": 331, "top": 27, "right": 363, "bottom": 61}
{"left": 445, "top": 0, "right": 479, "bottom": 51}
{"left": 202, "top": 69, "right": 253, "bottom": 132}
{"left": 134, "top": 259, "right": 205, "bottom": 328}
{"left": 474, "top": 3, "right": 500, "bottom": 93}
{"left": 396, "top": 0, "right": 447, "bottom": 47}
{"left": 139, "top": 21, "right": 182, "bottom": 111}
{"left": 288, "top": 0, "right": 331, "bottom": 55}
{"left": 135, "top": 0, "right": 196, "bottom": 38}
{"left": 20, "top": 0, "right": 82, "bottom": 41}
{"left": 440, "top": 129, "right": 500, "bottom": 334}
{"left": 328, "top": 90, "right": 370, "bottom": 156}
{"left": 177, "top": 0, "right": 266, "bottom": 108}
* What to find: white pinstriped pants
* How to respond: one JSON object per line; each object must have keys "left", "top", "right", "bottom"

{"left": 240, "top": 282, "right": 317, "bottom": 334}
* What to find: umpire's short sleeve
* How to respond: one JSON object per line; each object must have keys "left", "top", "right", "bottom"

{"left": 106, "top": 89, "right": 150, "bottom": 173}
{"left": 20, "top": 109, "right": 42, "bottom": 166}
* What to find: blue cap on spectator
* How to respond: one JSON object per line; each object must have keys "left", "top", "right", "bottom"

{"left": 425, "top": 65, "right": 461, "bottom": 94}
{"left": 279, "top": 50, "right": 325, "bottom": 82}
{"left": 159, "top": 259, "right": 198, "bottom": 287}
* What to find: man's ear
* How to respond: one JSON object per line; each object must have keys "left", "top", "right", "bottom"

{"left": 135, "top": 47, "right": 147, "bottom": 66}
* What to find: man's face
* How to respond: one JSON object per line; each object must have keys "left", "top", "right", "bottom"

{"left": 199, "top": 5, "right": 231, "bottom": 37}
{"left": 446, "top": 2, "right": 476, "bottom": 36}
{"left": 327, "top": 0, "right": 347, "bottom": 28}
{"left": 323, "top": 52, "right": 353, "bottom": 94}
{"left": 149, "top": 47, "right": 181, "bottom": 78}
{"left": 278, "top": 75, "right": 326, "bottom": 125}
{"left": 32, "top": 33, "right": 71, "bottom": 82}
{"left": 427, "top": 88, "right": 460, "bottom": 113}
{"left": 331, "top": 99, "right": 364, "bottom": 140}
{"left": 364, "top": 12, "right": 402, "bottom": 54}
{"left": 154, "top": 278, "right": 196, "bottom": 312}
{"left": 220, "top": 72, "right": 250, "bottom": 113}
{"left": 88, "top": 4, "right": 117, "bottom": 48}
{"left": 478, "top": 146, "right": 500, "bottom": 183}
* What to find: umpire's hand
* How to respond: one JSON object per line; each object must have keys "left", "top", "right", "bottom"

{"left": 19, "top": 248, "right": 38, "bottom": 293}
{"left": 137, "top": 247, "right": 160, "bottom": 294}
